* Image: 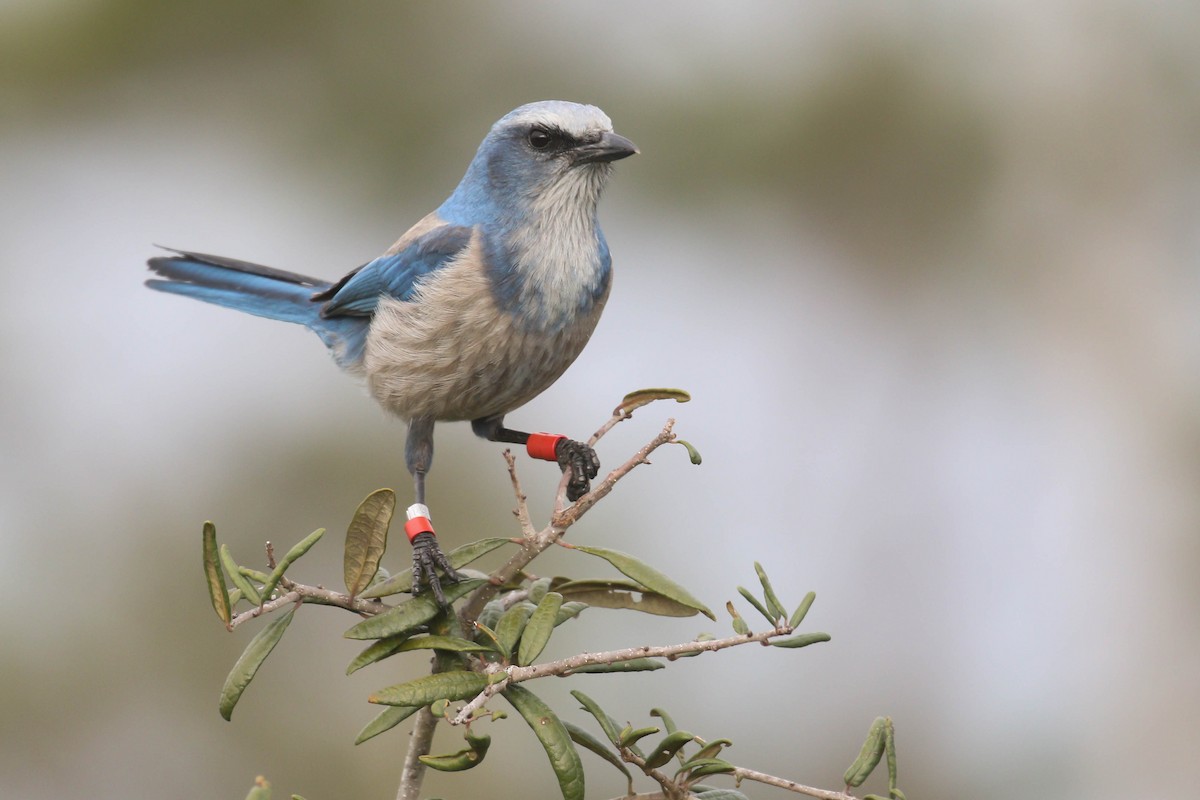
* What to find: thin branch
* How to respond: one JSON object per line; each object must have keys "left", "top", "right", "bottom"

{"left": 229, "top": 583, "right": 385, "bottom": 629}
{"left": 397, "top": 706, "right": 436, "bottom": 800}
{"left": 449, "top": 624, "right": 799, "bottom": 725}
{"left": 732, "top": 767, "right": 859, "bottom": 800}
{"left": 504, "top": 449, "right": 536, "bottom": 539}
{"left": 459, "top": 419, "right": 677, "bottom": 623}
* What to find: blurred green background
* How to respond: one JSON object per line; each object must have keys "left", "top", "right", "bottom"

{"left": 3, "top": 2, "right": 1199, "bottom": 798}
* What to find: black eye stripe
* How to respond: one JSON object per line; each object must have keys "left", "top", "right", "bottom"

{"left": 528, "top": 127, "right": 554, "bottom": 149}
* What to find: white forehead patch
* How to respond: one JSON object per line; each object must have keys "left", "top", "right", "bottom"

{"left": 496, "top": 101, "right": 613, "bottom": 138}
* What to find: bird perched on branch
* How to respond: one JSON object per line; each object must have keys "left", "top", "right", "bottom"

{"left": 146, "top": 100, "right": 638, "bottom": 602}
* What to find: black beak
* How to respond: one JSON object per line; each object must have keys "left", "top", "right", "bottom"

{"left": 572, "top": 131, "right": 639, "bottom": 165}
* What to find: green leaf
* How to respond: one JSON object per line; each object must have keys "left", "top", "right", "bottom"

{"left": 344, "top": 578, "right": 486, "bottom": 640}
{"left": 219, "top": 608, "right": 295, "bottom": 720}
{"left": 528, "top": 576, "right": 553, "bottom": 604}
{"left": 567, "top": 546, "right": 714, "bottom": 620}
{"left": 202, "top": 522, "right": 232, "bottom": 626}
{"left": 754, "top": 562, "right": 787, "bottom": 622}
{"left": 354, "top": 704, "right": 420, "bottom": 744}
{"left": 569, "top": 658, "right": 663, "bottom": 674}
{"left": 617, "top": 387, "right": 691, "bottom": 415}
{"left": 570, "top": 689, "right": 623, "bottom": 747}
{"left": 643, "top": 730, "right": 696, "bottom": 769}
{"left": 555, "top": 579, "right": 701, "bottom": 618}
{"left": 676, "top": 438, "right": 703, "bottom": 465}
{"left": 884, "top": 717, "right": 899, "bottom": 797}
{"left": 419, "top": 731, "right": 491, "bottom": 771}
{"left": 770, "top": 631, "right": 831, "bottom": 649}
{"left": 343, "top": 489, "right": 393, "bottom": 598}
{"left": 843, "top": 717, "right": 888, "bottom": 787}
{"left": 369, "top": 671, "right": 489, "bottom": 707}
{"left": 564, "top": 720, "right": 634, "bottom": 794}
{"left": 690, "top": 738, "right": 733, "bottom": 761}
{"left": 650, "top": 707, "right": 677, "bottom": 735}
{"left": 361, "top": 538, "right": 513, "bottom": 598}
{"left": 503, "top": 684, "right": 585, "bottom": 800}
{"left": 619, "top": 725, "right": 660, "bottom": 748}
{"left": 396, "top": 635, "right": 494, "bottom": 654}
{"left": 260, "top": 528, "right": 326, "bottom": 603}
{"left": 789, "top": 591, "right": 816, "bottom": 628}
{"left": 346, "top": 635, "right": 412, "bottom": 675}
{"left": 243, "top": 775, "right": 271, "bottom": 800}
{"left": 555, "top": 601, "right": 588, "bottom": 626}
{"left": 680, "top": 758, "right": 736, "bottom": 778}
{"left": 736, "top": 586, "right": 774, "bottom": 624}
{"left": 693, "top": 789, "right": 749, "bottom": 800}
{"left": 726, "top": 601, "right": 751, "bottom": 635}
{"left": 495, "top": 601, "right": 535, "bottom": 659}
{"left": 517, "top": 592, "right": 563, "bottom": 666}
{"left": 220, "top": 543, "right": 261, "bottom": 606}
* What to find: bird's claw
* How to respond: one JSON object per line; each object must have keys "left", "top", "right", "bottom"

{"left": 410, "top": 531, "right": 462, "bottom": 607}
{"left": 555, "top": 438, "right": 601, "bottom": 502}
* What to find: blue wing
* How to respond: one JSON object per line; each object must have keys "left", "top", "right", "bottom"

{"left": 316, "top": 225, "right": 475, "bottom": 317}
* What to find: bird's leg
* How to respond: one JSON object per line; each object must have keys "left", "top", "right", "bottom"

{"left": 405, "top": 416, "right": 460, "bottom": 605}
{"left": 472, "top": 415, "right": 600, "bottom": 502}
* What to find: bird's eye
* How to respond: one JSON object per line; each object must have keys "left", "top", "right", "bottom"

{"left": 528, "top": 128, "right": 553, "bottom": 150}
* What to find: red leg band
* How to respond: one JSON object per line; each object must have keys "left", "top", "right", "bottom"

{"left": 404, "top": 516, "right": 434, "bottom": 543}
{"left": 526, "top": 432, "right": 566, "bottom": 462}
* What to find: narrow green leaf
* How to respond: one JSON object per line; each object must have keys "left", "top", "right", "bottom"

{"left": 529, "top": 576, "right": 553, "bottom": 604}
{"left": 694, "top": 789, "right": 749, "bottom": 800}
{"left": 570, "top": 658, "right": 663, "bottom": 673}
{"left": 419, "top": 731, "right": 491, "bottom": 771}
{"left": 726, "top": 601, "right": 751, "bottom": 635}
{"left": 680, "top": 758, "right": 736, "bottom": 778}
{"left": 239, "top": 566, "right": 271, "bottom": 584}
{"left": 754, "top": 562, "right": 787, "bottom": 622}
{"left": 396, "top": 635, "right": 494, "bottom": 654}
{"left": 789, "top": 591, "right": 816, "bottom": 628}
{"left": 617, "top": 387, "right": 691, "bottom": 415}
{"left": 643, "top": 730, "right": 697, "bottom": 769}
{"left": 676, "top": 438, "right": 703, "bottom": 465}
{"left": 495, "top": 602, "right": 535, "bottom": 659}
{"left": 355, "top": 704, "right": 419, "bottom": 744}
{"left": 260, "top": 528, "right": 326, "bottom": 603}
{"left": 361, "top": 537, "right": 513, "bottom": 598}
{"left": 203, "top": 522, "right": 232, "bottom": 626}
{"left": 555, "top": 601, "right": 588, "bottom": 626}
{"left": 843, "top": 717, "right": 888, "bottom": 787}
{"left": 344, "top": 489, "right": 393, "bottom": 598}
{"left": 736, "top": 586, "right": 774, "bottom": 624}
{"left": 219, "top": 608, "right": 295, "bottom": 720}
{"left": 369, "top": 670, "right": 489, "bottom": 707}
{"left": 691, "top": 738, "right": 733, "bottom": 761}
{"left": 570, "top": 689, "right": 623, "bottom": 747}
{"left": 619, "top": 725, "right": 660, "bottom": 747}
{"left": 243, "top": 775, "right": 271, "bottom": 800}
{"left": 503, "top": 684, "right": 585, "bottom": 800}
{"left": 220, "top": 543, "right": 261, "bottom": 606}
{"left": 347, "top": 635, "right": 411, "bottom": 675}
{"left": 884, "top": 717, "right": 899, "bottom": 796}
{"left": 564, "top": 720, "right": 634, "bottom": 794}
{"left": 770, "top": 631, "right": 831, "bottom": 649}
{"left": 517, "top": 592, "right": 563, "bottom": 666}
{"left": 555, "top": 579, "right": 700, "bottom": 618}
{"left": 344, "top": 578, "right": 486, "bottom": 640}
{"left": 650, "top": 707, "right": 677, "bottom": 735}
{"left": 568, "top": 545, "right": 714, "bottom": 620}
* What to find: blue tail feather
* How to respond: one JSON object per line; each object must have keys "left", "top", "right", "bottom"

{"left": 146, "top": 249, "right": 369, "bottom": 370}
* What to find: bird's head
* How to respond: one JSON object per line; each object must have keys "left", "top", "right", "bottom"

{"left": 440, "top": 101, "right": 638, "bottom": 225}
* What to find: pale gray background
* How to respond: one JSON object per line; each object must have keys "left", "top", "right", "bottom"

{"left": 2, "top": 2, "right": 1198, "bottom": 799}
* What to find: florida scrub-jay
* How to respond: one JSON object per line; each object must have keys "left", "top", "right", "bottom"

{"left": 146, "top": 101, "right": 638, "bottom": 602}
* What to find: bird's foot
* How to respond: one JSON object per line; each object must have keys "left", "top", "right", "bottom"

{"left": 555, "top": 438, "right": 600, "bottom": 502}
{"left": 406, "top": 506, "right": 462, "bottom": 606}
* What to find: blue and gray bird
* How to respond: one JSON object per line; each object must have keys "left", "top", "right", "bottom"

{"left": 146, "top": 101, "right": 637, "bottom": 602}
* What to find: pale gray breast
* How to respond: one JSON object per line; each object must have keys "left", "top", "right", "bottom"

{"left": 362, "top": 245, "right": 609, "bottom": 423}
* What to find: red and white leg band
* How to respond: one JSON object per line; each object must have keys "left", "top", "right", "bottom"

{"left": 404, "top": 503, "right": 435, "bottom": 543}
{"left": 526, "top": 432, "right": 566, "bottom": 462}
